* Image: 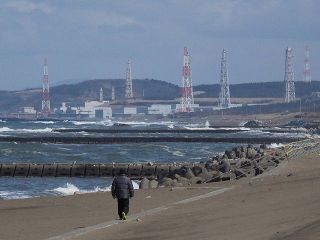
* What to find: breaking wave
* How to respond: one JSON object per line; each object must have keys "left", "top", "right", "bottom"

{"left": 0, "top": 127, "right": 53, "bottom": 133}
{"left": 51, "top": 181, "right": 139, "bottom": 196}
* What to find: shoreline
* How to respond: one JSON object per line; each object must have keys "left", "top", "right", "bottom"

{"left": 0, "top": 139, "right": 319, "bottom": 239}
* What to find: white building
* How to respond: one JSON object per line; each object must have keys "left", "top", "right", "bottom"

{"left": 148, "top": 104, "right": 172, "bottom": 116}
{"left": 22, "top": 107, "right": 37, "bottom": 114}
{"left": 124, "top": 107, "right": 137, "bottom": 115}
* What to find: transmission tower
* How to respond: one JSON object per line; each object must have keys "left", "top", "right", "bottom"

{"left": 179, "top": 47, "right": 194, "bottom": 112}
{"left": 303, "top": 46, "right": 311, "bottom": 83}
{"left": 99, "top": 88, "right": 103, "bottom": 102}
{"left": 41, "top": 58, "right": 50, "bottom": 115}
{"left": 125, "top": 60, "right": 133, "bottom": 99}
{"left": 218, "top": 49, "right": 231, "bottom": 109}
{"left": 111, "top": 86, "right": 115, "bottom": 101}
{"left": 284, "top": 47, "right": 295, "bottom": 103}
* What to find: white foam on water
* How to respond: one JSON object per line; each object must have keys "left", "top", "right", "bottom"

{"left": 0, "top": 127, "right": 15, "bottom": 132}
{"left": 51, "top": 181, "right": 139, "bottom": 197}
{"left": 0, "top": 120, "right": 6, "bottom": 123}
{"left": 115, "top": 121, "right": 175, "bottom": 127}
{"left": 70, "top": 120, "right": 113, "bottom": 126}
{"left": 172, "top": 151, "right": 185, "bottom": 157}
{"left": 52, "top": 183, "right": 81, "bottom": 195}
{"left": 0, "top": 127, "right": 53, "bottom": 133}
{"left": 0, "top": 191, "right": 35, "bottom": 200}
{"left": 19, "top": 127, "right": 53, "bottom": 133}
{"left": 30, "top": 121, "right": 55, "bottom": 124}
{"left": 268, "top": 143, "right": 284, "bottom": 148}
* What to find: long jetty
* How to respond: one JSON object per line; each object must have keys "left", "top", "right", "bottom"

{"left": 0, "top": 136, "right": 305, "bottom": 144}
{"left": 0, "top": 163, "right": 182, "bottom": 179}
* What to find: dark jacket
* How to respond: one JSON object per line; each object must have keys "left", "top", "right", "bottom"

{"left": 111, "top": 175, "right": 134, "bottom": 199}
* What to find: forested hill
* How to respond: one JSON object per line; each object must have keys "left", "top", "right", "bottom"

{"left": 0, "top": 79, "right": 319, "bottom": 112}
{"left": 194, "top": 81, "right": 320, "bottom": 98}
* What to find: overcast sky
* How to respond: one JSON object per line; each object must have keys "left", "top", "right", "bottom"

{"left": 0, "top": 0, "right": 319, "bottom": 90}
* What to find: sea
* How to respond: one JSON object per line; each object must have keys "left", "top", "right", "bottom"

{"left": 0, "top": 119, "right": 310, "bottom": 200}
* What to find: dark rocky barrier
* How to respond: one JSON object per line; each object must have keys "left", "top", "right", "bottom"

{"left": 0, "top": 136, "right": 305, "bottom": 144}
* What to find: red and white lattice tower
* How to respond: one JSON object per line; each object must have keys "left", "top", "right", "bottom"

{"left": 179, "top": 47, "right": 194, "bottom": 112}
{"left": 303, "top": 46, "right": 311, "bottom": 83}
{"left": 125, "top": 60, "right": 133, "bottom": 99}
{"left": 41, "top": 58, "right": 51, "bottom": 115}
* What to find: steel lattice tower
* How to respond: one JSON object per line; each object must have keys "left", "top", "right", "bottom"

{"left": 179, "top": 47, "right": 194, "bottom": 112}
{"left": 284, "top": 47, "right": 295, "bottom": 103}
{"left": 41, "top": 58, "right": 50, "bottom": 115}
{"left": 99, "top": 88, "right": 103, "bottom": 102}
{"left": 111, "top": 86, "right": 115, "bottom": 101}
{"left": 218, "top": 49, "right": 231, "bottom": 109}
{"left": 125, "top": 60, "right": 133, "bottom": 99}
{"left": 303, "top": 46, "right": 311, "bottom": 82}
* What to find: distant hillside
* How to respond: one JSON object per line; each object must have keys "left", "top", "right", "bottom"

{"left": 0, "top": 79, "right": 180, "bottom": 112}
{"left": 0, "top": 79, "right": 319, "bottom": 112}
{"left": 194, "top": 81, "right": 320, "bottom": 98}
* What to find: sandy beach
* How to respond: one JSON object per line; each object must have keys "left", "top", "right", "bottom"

{"left": 0, "top": 141, "right": 319, "bottom": 240}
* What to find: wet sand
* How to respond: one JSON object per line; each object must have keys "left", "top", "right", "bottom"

{"left": 0, "top": 145, "right": 319, "bottom": 240}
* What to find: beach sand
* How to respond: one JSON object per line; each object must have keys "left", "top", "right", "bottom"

{"left": 0, "top": 148, "right": 319, "bottom": 240}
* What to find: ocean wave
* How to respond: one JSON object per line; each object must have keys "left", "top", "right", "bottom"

{"left": 19, "top": 128, "right": 53, "bottom": 133}
{"left": 70, "top": 120, "right": 113, "bottom": 126}
{"left": 268, "top": 143, "right": 284, "bottom": 149}
{"left": 0, "top": 127, "right": 15, "bottom": 132}
{"left": 29, "top": 121, "right": 55, "bottom": 124}
{"left": 0, "top": 191, "right": 35, "bottom": 200}
{"left": 51, "top": 181, "right": 139, "bottom": 196}
{"left": 115, "top": 121, "right": 175, "bottom": 127}
{"left": 0, "top": 127, "right": 53, "bottom": 133}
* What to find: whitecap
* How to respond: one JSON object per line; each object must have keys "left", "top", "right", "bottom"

{"left": 268, "top": 143, "right": 284, "bottom": 148}
{"left": 18, "top": 128, "right": 53, "bottom": 133}
{"left": 0, "top": 191, "right": 35, "bottom": 200}
{"left": 0, "top": 127, "right": 15, "bottom": 132}
{"left": 31, "top": 121, "right": 55, "bottom": 124}
{"left": 52, "top": 183, "right": 80, "bottom": 195}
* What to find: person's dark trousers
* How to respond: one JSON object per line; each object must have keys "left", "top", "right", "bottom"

{"left": 117, "top": 198, "right": 129, "bottom": 219}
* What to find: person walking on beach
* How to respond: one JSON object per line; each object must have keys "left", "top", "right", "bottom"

{"left": 111, "top": 169, "right": 134, "bottom": 220}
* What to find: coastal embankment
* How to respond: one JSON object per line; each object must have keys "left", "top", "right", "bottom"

{"left": 0, "top": 138, "right": 319, "bottom": 240}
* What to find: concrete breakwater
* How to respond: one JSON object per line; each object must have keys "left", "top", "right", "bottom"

{"left": 0, "top": 144, "right": 287, "bottom": 179}
{"left": 0, "top": 163, "right": 181, "bottom": 178}
{"left": 139, "top": 144, "right": 290, "bottom": 189}
{"left": 0, "top": 136, "right": 305, "bottom": 144}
